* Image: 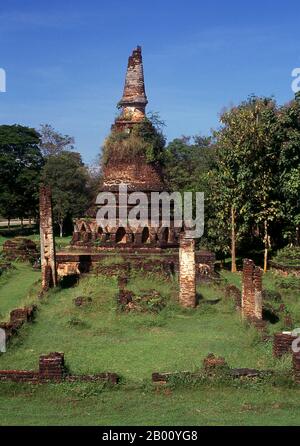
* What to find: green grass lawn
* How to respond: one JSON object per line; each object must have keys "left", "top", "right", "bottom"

{"left": 0, "top": 263, "right": 40, "bottom": 319}
{"left": 0, "top": 262, "right": 300, "bottom": 425}
{"left": 0, "top": 270, "right": 292, "bottom": 378}
{"left": 0, "top": 381, "right": 300, "bottom": 426}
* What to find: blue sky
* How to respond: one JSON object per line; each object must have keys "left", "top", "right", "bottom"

{"left": 0, "top": 0, "right": 299, "bottom": 164}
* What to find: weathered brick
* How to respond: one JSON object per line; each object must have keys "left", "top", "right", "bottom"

{"left": 39, "top": 186, "right": 57, "bottom": 290}
{"left": 242, "top": 259, "right": 262, "bottom": 320}
{"left": 179, "top": 235, "right": 196, "bottom": 308}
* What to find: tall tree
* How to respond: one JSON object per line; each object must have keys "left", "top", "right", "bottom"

{"left": 42, "top": 151, "right": 92, "bottom": 236}
{"left": 0, "top": 125, "right": 43, "bottom": 227}
{"left": 278, "top": 95, "right": 300, "bottom": 245}
{"left": 211, "top": 97, "right": 282, "bottom": 271}
{"left": 38, "top": 124, "right": 74, "bottom": 158}
{"left": 164, "top": 135, "right": 215, "bottom": 193}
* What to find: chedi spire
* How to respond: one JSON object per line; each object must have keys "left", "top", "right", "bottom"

{"left": 114, "top": 46, "right": 148, "bottom": 130}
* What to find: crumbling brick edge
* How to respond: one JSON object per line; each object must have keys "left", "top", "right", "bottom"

{"left": 151, "top": 354, "right": 274, "bottom": 384}
{"left": 0, "top": 352, "right": 119, "bottom": 385}
{"left": 0, "top": 305, "right": 37, "bottom": 344}
{"left": 273, "top": 332, "right": 298, "bottom": 358}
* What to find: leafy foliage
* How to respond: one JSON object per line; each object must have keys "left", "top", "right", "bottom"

{"left": 206, "top": 97, "right": 283, "bottom": 269}
{"left": 102, "top": 115, "right": 166, "bottom": 166}
{"left": 41, "top": 151, "right": 92, "bottom": 236}
{"left": 272, "top": 246, "right": 300, "bottom": 266}
{"left": 0, "top": 125, "right": 44, "bottom": 223}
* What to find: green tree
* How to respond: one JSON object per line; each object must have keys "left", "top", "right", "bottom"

{"left": 278, "top": 95, "right": 300, "bottom": 245}
{"left": 0, "top": 125, "right": 43, "bottom": 227}
{"left": 42, "top": 152, "right": 91, "bottom": 236}
{"left": 207, "top": 129, "right": 250, "bottom": 272}
{"left": 211, "top": 97, "right": 282, "bottom": 272}
{"left": 164, "top": 135, "right": 215, "bottom": 193}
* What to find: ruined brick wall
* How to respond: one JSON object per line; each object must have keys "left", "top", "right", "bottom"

{"left": 0, "top": 353, "right": 119, "bottom": 384}
{"left": 3, "top": 238, "right": 38, "bottom": 261}
{"left": 102, "top": 162, "right": 164, "bottom": 192}
{"left": 0, "top": 305, "right": 36, "bottom": 343}
{"left": 242, "top": 259, "right": 262, "bottom": 320}
{"left": 39, "top": 186, "right": 57, "bottom": 290}
{"left": 273, "top": 332, "right": 298, "bottom": 358}
{"left": 179, "top": 235, "right": 196, "bottom": 308}
{"left": 0, "top": 370, "right": 38, "bottom": 383}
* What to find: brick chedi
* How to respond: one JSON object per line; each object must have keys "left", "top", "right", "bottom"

{"left": 39, "top": 185, "right": 57, "bottom": 290}
{"left": 71, "top": 46, "right": 179, "bottom": 249}
{"left": 102, "top": 45, "right": 165, "bottom": 194}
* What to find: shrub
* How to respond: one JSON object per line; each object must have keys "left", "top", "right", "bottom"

{"left": 272, "top": 246, "right": 300, "bottom": 266}
{"left": 102, "top": 117, "right": 166, "bottom": 166}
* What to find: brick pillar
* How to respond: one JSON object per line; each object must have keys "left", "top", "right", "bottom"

{"left": 179, "top": 234, "right": 196, "bottom": 308}
{"left": 242, "top": 259, "right": 262, "bottom": 320}
{"left": 39, "top": 352, "right": 65, "bottom": 381}
{"left": 39, "top": 185, "right": 57, "bottom": 291}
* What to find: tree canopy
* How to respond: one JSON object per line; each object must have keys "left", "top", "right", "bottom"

{"left": 0, "top": 124, "right": 44, "bottom": 224}
{"left": 41, "top": 151, "right": 92, "bottom": 236}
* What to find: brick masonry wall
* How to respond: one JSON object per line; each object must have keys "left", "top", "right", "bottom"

{"left": 39, "top": 186, "right": 57, "bottom": 290}
{"left": 0, "top": 352, "right": 119, "bottom": 384}
{"left": 242, "top": 259, "right": 262, "bottom": 320}
{"left": 274, "top": 332, "right": 298, "bottom": 357}
{"left": 3, "top": 238, "right": 38, "bottom": 261}
{"left": 179, "top": 235, "right": 196, "bottom": 308}
{"left": 103, "top": 162, "right": 164, "bottom": 192}
{"left": 0, "top": 305, "right": 36, "bottom": 343}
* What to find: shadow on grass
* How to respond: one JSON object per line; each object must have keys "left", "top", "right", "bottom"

{"left": 0, "top": 226, "right": 38, "bottom": 238}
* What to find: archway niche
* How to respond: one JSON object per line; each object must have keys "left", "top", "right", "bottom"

{"left": 160, "top": 227, "right": 169, "bottom": 244}
{"left": 116, "top": 227, "right": 127, "bottom": 244}
{"left": 141, "top": 227, "right": 150, "bottom": 244}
